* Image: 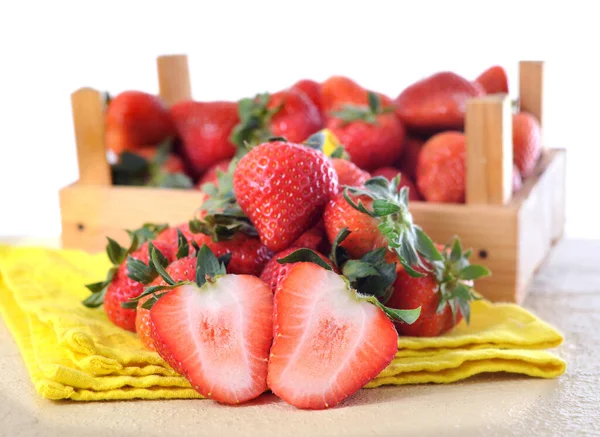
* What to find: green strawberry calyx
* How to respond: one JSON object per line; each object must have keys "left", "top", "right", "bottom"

{"left": 330, "top": 92, "right": 393, "bottom": 126}
{"left": 230, "top": 93, "right": 284, "bottom": 156}
{"left": 111, "top": 138, "right": 193, "bottom": 189}
{"left": 277, "top": 228, "right": 421, "bottom": 325}
{"left": 82, "top": 223, "right": 169, "bottom": 308}
{"left": 430, "top": 237, "right": 491, "bottom": 325}
{"left": 191, "top": 159, "right": 258, "bottom": 241}
{"left": 343, "top": 174, "right": 439, "bottom": 278}
{"left": 124, "top": 244, "right": 231, "bottom": 310}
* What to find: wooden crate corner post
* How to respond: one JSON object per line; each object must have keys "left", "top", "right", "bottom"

{"left": 59, "top": 88, "right": 111, "bottom": 251}
{"left": 156, "top": 54, "right": 192, "bottom": 106}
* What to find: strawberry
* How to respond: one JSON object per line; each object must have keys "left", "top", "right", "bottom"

{"left": 513, "top": 112, "right": 542, "bottom": 178}
{"left": 105, "top": 91, "right": 175, "bottom": 154}
{"left": 321, "top": 76, "right": 394, "bottom": 113}
{"left": 371, "top": 167, "right": 422, "bottom": 201}
{"left": 230, "top": 90, "right": 323, "bottom": 152}
{"left": 326, "top": 93, "right": 405, "bottom": 171}
{"left": 290, "top": 220, "right": 328, "bottom": 253}
{"left": 112, "top": 139, "right": 193, "bottom": 189}
{"left": 290, "top": 79, "right": 324, "bottom": 118}
{"left": 385, "top": 238, "right": 490, "bottom": 337}
{"left": 396, "top": 136, "right": 425, "bottom": 181}
{"left": 395, "top": 72, "right": 484, "bottom": 134}
{"left": 268, "top": 261, "right": 419, "bottom": 409}
{"left": 416, "top": 131, "right": 466, "bottom": 203}
{"left": 324, "top": 175, "right": 439, "bottom": 277}
{"left": 475, "top": 65, "right": 509, "bottom": 95}
{"left": 195, "top": 159, "right": 231, "bottom": 189}
{"left": 148, "top": 245, "right": 273, "bottom": 404}
{"left": 259, "top": 247, "right": 334, "bottom": 292}
{"left": 170, "top": 100, "right": 239, "bottom": 177}
{"left": 331, "top": 158, "right": 371, "bottom": 189}
{"left": 233, "top": 140, "right": 338, "bottom": 252}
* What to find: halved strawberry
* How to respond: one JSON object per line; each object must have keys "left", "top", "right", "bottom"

{"left": 148, "top": 245, "right": 273, "bottom": 404}
{"left": 268, "top": 262, "right": 419, "bottom": 409}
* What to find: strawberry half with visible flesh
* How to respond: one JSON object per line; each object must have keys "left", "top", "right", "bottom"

{"left": 475, "top": 65, "right": 509, "bottom": 95}
{"left": 395, "top": 72, "right": 484, "bottom": 134}
{"left": 268, "top": 262, "right": 418, "bottom": 409}
{"left": 148, "top": 245, "right": 273, "bottom": 404}
{"left": 233, "top": 140, "right": 338, "bottom": 252}
{"left": 326, "top": 93, "right": 405, "bottom": 171}
{"left": 105, "top": 91, "right": 175, "bottom": 154}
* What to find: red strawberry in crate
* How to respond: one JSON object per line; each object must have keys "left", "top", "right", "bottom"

{"left": 148, "top": 245, "right": 273, "bottom": 404}
{"left": 195, "top": 159, "right": 232, "bottom": 189}
{"left": 395, "top": 72, "right": 484, "bottom": 134}
{"left": 386, "top": 238, "right": 490, "bottom": 337}
{"left": 290, "top": 79, "right": 324, "bottom": 118}
{"left": 371, "top": 166, "right": 422, "bottom": 201}
{"left": 417, "top": 131, "right": 466, "bottom": 203}
{"left": 321, "top": 76, "right": 394, "bottom": 113}
{"left": 268, "top": 261, "right": 420, "bottom": 409}
{"left": 290, "top": 220, "right": 328, "bottom": 253}
{"left": 326, "top": 93, "right": 405, "bottom": 171}
{"left": 83, "top": 223, "right": 178, "bottom": 332}
{"left": 170, "top": 101, "right": 239, "bottom": 177}
{"left": 331, "top": 158, "right": 371, "bottom": 189}
{"left": 324, "top": 175, "right": 438, "bottom": 277}
{"left": 230, "top": 90, "right": 323, "bottom": 151}
{"left": 233, "top": 140, "right": 338, "bottom": 252}
{"left": 105, "top": 91, "right": 175, "bottom": 154}
{"left": 112, "top": 140, "right": 193, "bottom": 189}
{"left": 396, "top": 136, "right": 425, "bottom": 181}
{"left": 475, "top": 65, "right": 509, "bottom": 95}
{"left": 513, "top": 112, "right": 542, "bottom": 178}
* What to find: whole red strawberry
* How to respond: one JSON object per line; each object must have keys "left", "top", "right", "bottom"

{"left": 417, "top": 131, "right": 466, "bottom": 203}
{"left": 259, "top": 247, "right": 334, "bottom": 292}
{"left": 475, "top": 65, "right": 509, "bottom": 95}
{"left": 385, "top": 239, "right": 489, "bottom": 337}
{"left": 290, "top": 79, "right": 324, "bottom": 118}
{"left": 196, "top": 159, "right": 231, "bottom": 189}
{"left": 395, "top": 72, "right": 484, "bottom": 134}
{"left": 231, "top": 90, "right": 323, "bottom": 151}
{"left": 321, "top": 76, "right": 394, "bottom": 113}
{"left": 326, "top": 93, "right": 405, "bottom": 171}
{"left": 170, "top": 101, "right": 239, "bottom": 177}
{"left": 105, "top": 91, "right": 175, "bottom": 154}
{"left": 290, "top": 220, "right": 329, "bottom": 253}
{"left": 331, "top": 158, "right": 371, "bottom": 190}
{"left": 396, "top": 136, "right": 425, "bottom": 181}
{"left": 513, "top": 112, "right": 542, "bottom": 178}
{"left": 371, "top": 167, "right": 422, "bottom": 201}
{"left": 83, "top": 224, "right": 187, "bottom": 332}
{"left": 233, "top": 140, "right": 338, "bottom": 252}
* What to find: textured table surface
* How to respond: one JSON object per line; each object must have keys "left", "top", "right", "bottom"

{"left": 1, "top": 238, "right": 598, "bottom": 437}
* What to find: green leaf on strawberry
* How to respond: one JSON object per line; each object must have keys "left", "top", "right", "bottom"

{"left": 230, "top": 93, "right": 283, "bottom": 154}
{"left": 330, "top": 92, "right": 393, "bottom": 126}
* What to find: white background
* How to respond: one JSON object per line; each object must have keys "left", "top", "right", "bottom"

{"left": 0, "top": 1, "right": 597, "bottom": 239}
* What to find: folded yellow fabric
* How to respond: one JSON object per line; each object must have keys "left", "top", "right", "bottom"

{"left": 0, "top": 245, "right": 566, "bottom": 401}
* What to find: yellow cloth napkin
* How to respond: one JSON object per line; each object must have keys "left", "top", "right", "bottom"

{"left": 0, "top": 245, "right": 566, "bottom": 401}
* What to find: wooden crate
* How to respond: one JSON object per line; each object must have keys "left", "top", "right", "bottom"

{"left": 59, "top": 55, "right": 565, "bottom": 304}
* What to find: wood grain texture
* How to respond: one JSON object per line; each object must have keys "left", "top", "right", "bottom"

{"left": 519, "top": 61, "right": 544, "bottom": 128}
{"left": 157, "top": 54, "right": 192, "bottom": 107}
{"left": 70, "top": 88, "right": 111, "bottom": 185}
{"left": 514, "top": 149, "right": 566, "bottom": 302}
{"left": 465, "top": 95, "right": 513, "bottom": 205}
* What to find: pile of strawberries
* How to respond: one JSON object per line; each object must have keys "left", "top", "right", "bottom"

{"left": 86, "top": 109, "right": 492, "bottom": 408}
{"left": 105, "top": 64, "right": 542, "bottom": 202}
